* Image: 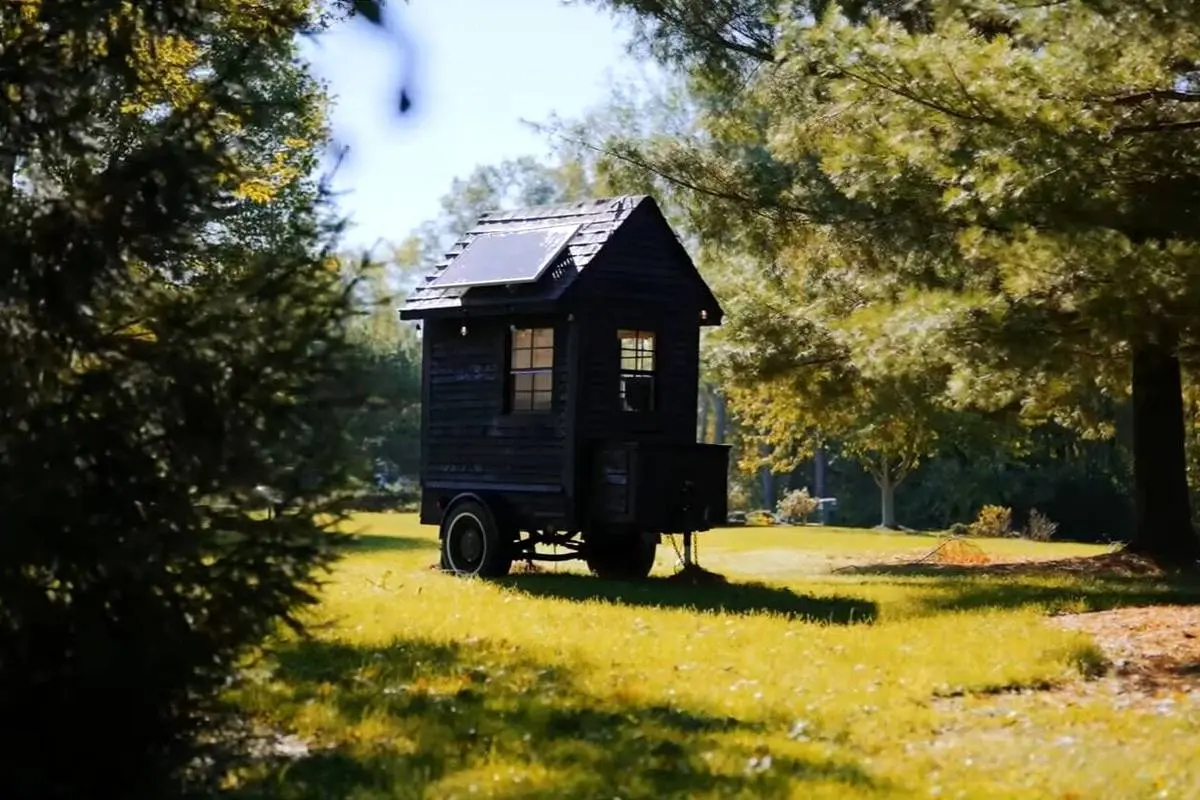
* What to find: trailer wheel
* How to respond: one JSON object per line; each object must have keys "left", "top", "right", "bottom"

{"left": 441, "top": 499, "right": 512, "bottom": 578}
{"left": 585, "top": 529, "right": 658, "bottom": 580}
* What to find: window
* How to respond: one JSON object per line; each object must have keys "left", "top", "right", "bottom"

{"left": 509, "top": 327, "right": 554, "bottom": 412}
{"left": 618, "top": 329, "right": 656, "bottom": 412}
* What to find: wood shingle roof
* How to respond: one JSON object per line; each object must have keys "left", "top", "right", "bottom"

{"left": 399, "top": 194, "right": 649, "bottom": 318}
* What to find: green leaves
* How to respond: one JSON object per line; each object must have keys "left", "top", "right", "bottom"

{"left": 0, "top": 0, "right": 379, "bottom": 795}
{"left": 574, "top": 0, "right": 1200, "bottom": 546}
{"left": 583, "top": 0, "right": 1200, "bottom": 391}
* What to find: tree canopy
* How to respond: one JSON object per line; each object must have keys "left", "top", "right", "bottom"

{"left": 0, "top": 0, "right": 408, "bottom": 794}
{"left": 577, "top": 0, "right": 1200, "bottom": 561}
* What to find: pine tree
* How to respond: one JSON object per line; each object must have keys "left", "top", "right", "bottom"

{"left": 581, "top": 0, "right": 1200, "bottom": 562}
{"left": 0, "top": 1, "right": 388, "bottom": 794}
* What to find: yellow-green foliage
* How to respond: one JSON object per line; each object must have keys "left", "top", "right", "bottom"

{"left": 968, "top": 504, "right": 1013, "bottom": 539}
{"left": 226, "top": 514, "right": 1200, "bottom": 799}
{"left": 777, "top": 487, "right": 820, "bottom": 523}
{"left": 745, "top": 509, "right": 776, "bottom": 526}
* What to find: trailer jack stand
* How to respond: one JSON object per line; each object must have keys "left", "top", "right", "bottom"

{"left": 667, "top": 531, "right": 727, "bottom": 585}
{"left": 669, "top": 531, "right": 699, "bottom": 570}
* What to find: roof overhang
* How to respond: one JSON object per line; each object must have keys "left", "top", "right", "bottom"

{"left": 398, "top": 298, "right": 563, "bottom": 322}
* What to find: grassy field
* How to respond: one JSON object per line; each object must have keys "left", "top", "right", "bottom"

{"left": 228, "top": 514, "right": 1200, "bottom": 799}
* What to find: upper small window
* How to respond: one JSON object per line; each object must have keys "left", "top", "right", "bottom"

{"left": 618, "top": 329, "right": 656, "bottom": 412}
{"left": 510, "top": 327, "right": 554, "bottom": 412}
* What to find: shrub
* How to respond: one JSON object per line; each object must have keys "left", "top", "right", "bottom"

{"left": 777, "top": 488, "right": 820, "bottom": 524}
{"left": 967, "top": 505, "right": 1013, "bottom": 538}
{"left": 0, "top": 1, "right": 375, "bottom": 796}
{"left": 1024, "top": 508, "right": 1059, "bottom": 542}
{"left": 746, "top": 509, "right": 777, "bottom": 526}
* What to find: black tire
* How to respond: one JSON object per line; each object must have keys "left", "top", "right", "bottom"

{"left": 440, "top": 499, "right": 512, "bottom": 577}
{"left": 585, "top": 530, "right": 658, "bottom": 580}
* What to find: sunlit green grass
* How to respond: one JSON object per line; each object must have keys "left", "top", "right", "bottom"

{"left": 228, "top": 514, "right": 1200, "bottom": 799}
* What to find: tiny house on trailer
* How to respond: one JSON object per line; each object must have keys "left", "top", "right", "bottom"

{"left": 399, "top": 195, "right": 729, "bottom": 579}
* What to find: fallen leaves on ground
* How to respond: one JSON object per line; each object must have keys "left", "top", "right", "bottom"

{"left": 1050, "top": 605, "right": 1200, "bottom": 694}
{"left": 836, "top": 549, "right": 1168, "bottom": 578}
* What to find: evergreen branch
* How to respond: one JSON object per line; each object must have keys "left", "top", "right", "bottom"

{"left": 833, "top": 66, "right": 1000, "bottom": 127}
{"left": 548, "top": 129, "right": 815, "bottom": 220}
{"left": 1109, "top": 90, "right": 1200, "bottom": 106}
{"left": 1114, "top": 119, "right": 1200, "bottom": 134}
{"left": 943, "top": 58, "right": 998, "bottom": 122}
{"left": 647, "top": 5, "right": 775, "bottom": 63}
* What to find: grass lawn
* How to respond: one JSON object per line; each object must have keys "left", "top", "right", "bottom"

{"left": 228, "top": 514, "right": 1200, "bottom": 799}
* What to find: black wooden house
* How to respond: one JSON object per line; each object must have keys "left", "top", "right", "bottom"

{"left": 400, "top": 195, "right": 729, "bottom": 578}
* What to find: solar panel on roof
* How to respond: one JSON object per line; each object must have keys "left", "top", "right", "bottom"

{"left": 428, "top": 224, "right": 580, "bottom": 289}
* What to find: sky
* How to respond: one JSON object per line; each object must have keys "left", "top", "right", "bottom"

{"left": 302, "top": 0, "right": 658, "bottom": 255}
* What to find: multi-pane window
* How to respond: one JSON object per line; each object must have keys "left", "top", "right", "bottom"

{"left": 618, "top": 329, "right": 656, "bottom": 412}
{"left": 510, "top": 327, "right": 554, "bottom": 412}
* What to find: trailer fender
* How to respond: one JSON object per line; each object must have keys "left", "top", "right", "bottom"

{"left": 438, "top": 492, "right": 517, "bottom": 540}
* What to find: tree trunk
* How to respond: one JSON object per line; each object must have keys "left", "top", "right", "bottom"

{"left": 878, "top": 467, "right": 898, "bottom": 530}
{"left": 760, "top": 468, "right": 776, "bottom": 509}
{"left": 697, "top": 384, "right": 711, "bottom": 443}
{"left": 758, "top": 442, "right": 775, "bottom": 509}
{"left": 1128, "top": 338, "right": 1200, "bottom": 563}
{"left": 788, "top": 458, "right": 807, "bottom": 491}
{"left": 814, "top": 446, "right": 828, "bottom": 525}
{"left": 713, "top": 391, "right": 728, "bottom": 444}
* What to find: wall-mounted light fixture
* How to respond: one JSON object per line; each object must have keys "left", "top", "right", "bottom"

{"left": 700, "top": 309, "right": 708, "bottom": 321}
{"left": 460, "top": 325, "right": 468, "bottom": 337}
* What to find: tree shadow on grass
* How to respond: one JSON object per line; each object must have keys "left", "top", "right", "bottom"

{"left": 229, "top": 637, "right": 889, "bottom": 799}
{"left": 495, "top": 573, "right": 877, "bottom": 625}
{"left": 835, "top": 549, "right": 1194, "bottom": 581}
{"left": 913, "top": 578, "right": 1200, "bottom": 617}
{"left": 841, "top": 570, "right": 1200, "bottom": 619}
{"left": 335, "top": 533, "right": 436, "bottom": 554}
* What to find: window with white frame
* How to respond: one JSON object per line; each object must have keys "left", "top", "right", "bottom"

{"left": 618, "top": 329, "right": 655, "bottom": 412}
{"left": 509, "top": 327, "right": 554, "bottom": 412}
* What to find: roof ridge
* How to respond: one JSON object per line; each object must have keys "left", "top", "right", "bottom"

{"left": 477, "top": 194, "right": 647, "bottom": 223}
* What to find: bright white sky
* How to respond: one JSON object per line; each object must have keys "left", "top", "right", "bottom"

{"left": 302, "top": 0, "right": 657, "bottom": 254}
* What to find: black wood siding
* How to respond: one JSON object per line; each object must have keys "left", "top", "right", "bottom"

{"left": 568, "top": 204, "right": 705, "bottom": 446}
{"left": 573, "top": 310, "right": 698, "bottom": 443}
{"left": 422, "top": 316, "right": 568, "bottom": 492}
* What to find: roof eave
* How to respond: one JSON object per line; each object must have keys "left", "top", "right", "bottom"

{"left": 399, "top": 296, "right": 564, "bottom": 322}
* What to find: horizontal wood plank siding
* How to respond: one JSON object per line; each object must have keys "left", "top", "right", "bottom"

{"left": 423, "top": 317, "right": 567, "bottom": 491}
{"left": 570, "top": 204, "right": 704, "bottom": 447}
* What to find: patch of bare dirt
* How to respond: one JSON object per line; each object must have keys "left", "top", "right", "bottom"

{"left": 1050, "top": 605, "right": 1200, "bottom": 694}
{"left": 933, "top": 604, "right": 1200, "bottom": 724}
{"left": 715, "top": 548, "right": 897, "bottom": 576}
{"left": 928, "top": 607, "right": 1200, "bottom": 739}
{"left": 664, "top": 563, "right": 729, "bottom": 586}
{"left": 836, "top": 549, "right": 1173, "bottom": 578}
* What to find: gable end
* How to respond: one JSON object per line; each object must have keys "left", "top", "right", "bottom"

{"left": 562, "top": 198, "right": 723, "bottom": 324}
